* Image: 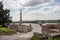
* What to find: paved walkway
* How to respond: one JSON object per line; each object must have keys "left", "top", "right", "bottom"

{"left": 0, "top": 23, "right": 42, "bottom": 40}
{"left": 0, "top": 32, "right": 33, "bottom": 40}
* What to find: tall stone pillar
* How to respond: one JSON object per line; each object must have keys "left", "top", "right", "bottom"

{"left": 20, "top": 9, "right": 22, "bottom": 26}
{"left": 18, "top": 9, "right": 23, "bottom": 32}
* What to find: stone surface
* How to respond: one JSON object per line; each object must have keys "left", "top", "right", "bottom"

{"left": 9, "top": 23, "right": 31, "bottom": 33}
{"left": 0, "top": 23, "right": 42, "bottom": 40}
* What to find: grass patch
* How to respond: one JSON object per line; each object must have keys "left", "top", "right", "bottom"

{"left": 31, "top": 35, "right": 40, "bottom": 40}
{"left": 0, "top": 27, "right": 16, "bottom": 35}
{"left": 53, "top": 35, "right": 60, "bottom": 40}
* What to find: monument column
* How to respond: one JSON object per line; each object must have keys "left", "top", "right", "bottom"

{"left": 20, "top": 9, "right": 22, "bottom": 26}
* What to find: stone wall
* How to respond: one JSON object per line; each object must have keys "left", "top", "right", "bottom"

{"left": 42, "top": 23, "right": 60, "bottom": 35}
{"left": 8, "top": 23, "right": 31, "bottom": 33}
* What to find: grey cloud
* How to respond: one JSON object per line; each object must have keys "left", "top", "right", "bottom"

{"left": 22, "top": 5, "right": 60, "bottom": 20}
{"left": 22, "top": 0, "right": 53, "bottom": 7}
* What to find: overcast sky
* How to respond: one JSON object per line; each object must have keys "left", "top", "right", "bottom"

{"left": 0, "top": 0, "right": 60, "bottom": 21}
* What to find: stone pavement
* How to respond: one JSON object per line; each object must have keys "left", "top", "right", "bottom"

{"left": 15, "top": 37, "right": 31, "bottom": 40}
{"left": 0, "top": 23, "right": 42, "bottom": 40}
{"left": 0, "top": 32, "right": 33, "bottom": 40}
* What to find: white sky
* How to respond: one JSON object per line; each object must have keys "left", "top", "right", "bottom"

{"left": 0, "top": 0, "right": 60, "bottom": 21}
